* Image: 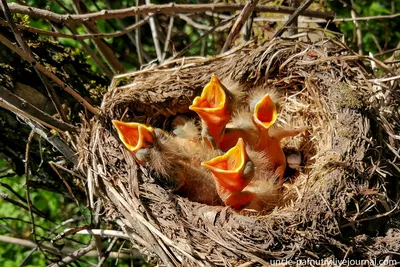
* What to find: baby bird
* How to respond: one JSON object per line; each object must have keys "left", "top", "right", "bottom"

{"left": 216, "top": 89, "right": 306, "bottom": 181}
{"left": 202, "top": 138, "right": 281, "bottom": 211}
{"left": 251, "top": 93, "right": 307, "bottom": 181}
{"left": 189, "top": 75, "right": 234, "bottom": 149}
{"left": 112, "top": 120, "right": 222, "bottom": 206}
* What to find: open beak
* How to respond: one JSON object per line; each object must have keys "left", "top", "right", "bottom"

{"left": 252, "top": 94, "right": 278, "bottom": 130}
{"left": 189, "top": 75, "right": 232, "bottom": 145}
{"left": 201, "top": 138, "right": 253, "bottom": 193}
{"left": 112, "top": 120, "right": 155, "bottom": 152}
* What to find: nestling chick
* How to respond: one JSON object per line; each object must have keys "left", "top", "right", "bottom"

{"left": 202, "top": 138, "right": 281, "bottom": 211}
{"left": 189, "top": 75, "right": 234, "bottom": 149}
{"left": 251, "top": 93, "right": 307, "bottom": 181}
{"left": 112, "top": 120, "right": 222, "bottom": 205}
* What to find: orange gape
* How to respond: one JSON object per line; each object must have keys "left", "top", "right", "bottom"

{"left": 189, "top": 75, "right": 233, "bottom": 148}
{"left": 112, "top": 120, "right": 155, "bottom": 152}
{"left": 202, "top": 138, "right": 256, "bottom": 209}
{"left": 252, "top": 94, "right": 306, "bottom": 181}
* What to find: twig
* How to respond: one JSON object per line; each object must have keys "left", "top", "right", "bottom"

{"left": 21, "top": 117, "right": 78, "bottom": 165}
{"left": 0, "top": 33, "right": 99, "bottom": 116}
{"left": 51, "top": 0, "right": 73, "bottom": 14}
{"left": 171, "top": 15, "right": 237, "bottom": 60}
{"left": 222, "top": 0, "right": 259, "bottom": 53}
{"left": 25, "top": 130, "right": 47, "bottom": 257}
{"left": 146, "top": 0, "right": 163, "bottom": 63}
{"left": 162, "top": 16, "right": 174, "bottom": 61}
{"left": 48, "top": 243, "right": 97, "bottom": 267}
{"left": 66, "top": 24, "right": 113, "bottom": 79}
{"left": 0, "top": 217, "right": 52, "bottom": 231}
{"left": 97, "top": 237, "right": 118, "bottom": 267}
{"left": 0, "top": 0, "right": 68, "bottom": 123}
{"left": 19, "top": 247, "right": 38, "bottom": 267}
{"left": 273, "top": 0, "right": 316, "bottom": 38}
{"left": 0, "top": 192, "right": 48, "bottom": 219}
{"left": 0, "top": 235, "right": 135, "bottom": 259}
{"left": 350, "top": 0, "right": 363, "bottom": 55}
{"left": 71, "top": 0, "right": 125, "bottom": 75}
{"left": 49, "top": 162, "right": 80, "bottom": 207}
{"left": 287, "top": 0, "right": 301, "bottom": 36}
{"left": 104, "top": 0, "right": 150, "bottom": 64}
{"left": 0, "top": 182, "right": 44, "bottom": 215}
{"left": 0, "top": 17, "right": 148, "bottom": 40}
{"left": 0, "top": 86, "right": 77, "bottom": 133}
{"left": 63, "top": 229, "right": 130, "bottom": 240}
{"left": 7, "top": 2, "right": 334, "bottom": 24}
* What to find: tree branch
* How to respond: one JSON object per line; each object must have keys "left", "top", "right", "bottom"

{"left": 0, "top": 235, "right": 135, "bottom": 259}
{"left": 0, "top": 86, "right": 77, "bottom": 133}
{"left": 273, "top": 0, "right": 316, "bottom": 38}
{"left": 222, "top": 0, "right": 259, "bottom": 53}
{"left": 0, "top": 17, "right": 148, "bottom": 40}
{"left": 0, "top": 33, "right": 99, "bottom": 116}
{"left": 0, "top": 0, "right": 68, "bottom": 123}
{"left": 71, "top": 0, "right": 125, "bottom": 74}
{"left": 7, "top": 2, "right": 334, "bottom": 25}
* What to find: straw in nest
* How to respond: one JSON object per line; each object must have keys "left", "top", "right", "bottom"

{"left": 75, "top": 35, "right": 400, "bottom": 266}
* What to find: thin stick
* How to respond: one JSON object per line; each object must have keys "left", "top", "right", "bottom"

{"left": 25, "top": 130, "right": 47, "bottom": 257}
{"left": 71, "top": 0, "right": 125, "bottom": 75}
{"left": 0, "top": 235, "right": 135, "bottom": 259}
{"left": 0, "top": 33, "right": 99, "bottom": 116}
{"left": 48, "top": 243, "right": 97, "bottom": 267}
{"left": 7, "top": 2, "right": 334, "bottom": 24}
{"left": 162, "top": 16, "right": 174, "bottom": 61}
{"left": 21, "top": 117, "right": 78, "bottom": 165}
{"left": 0, "top": 182, "right": 44, "bottom": 215}
{"left": 97, "top": 237, "right": 118, "bottom": 267}
{"left": 66, "top": 24, "right": 113, "bottom": 79}
{"left": 273, "top": 0, "right": 316, "bottom": 38}
{"left": 146, "top": 0, "right": 163, "bottom": 62}
{"left": 171, "top": 15, "right": 237, "bottom": 60}
{"left": 63, "top": 229, "right": 130, "bottom": 239}
{"left": 0, "top": 0, "right": 68, "bottom": 123}
{"left": 350, "top": 0, "right": 363, "bottom": 55}
{"left": 222, "top": 0, "right": 259, "bottom": 52}
{"left": 0, "top": 86, "right": 77, "bottom": 133}
{"left": 0, "top": 17, "right": 149, "bottom": 40}
{"left": 0, "top": 193, "right": 47, "bottom": 219}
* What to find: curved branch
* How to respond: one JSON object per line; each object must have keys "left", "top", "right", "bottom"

{"left": 8, "top": 2, "right": 334, "bottom": 25}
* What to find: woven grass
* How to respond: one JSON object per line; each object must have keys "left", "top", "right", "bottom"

{"left": 75, "top": 35, "right": 400, "bottom": 265}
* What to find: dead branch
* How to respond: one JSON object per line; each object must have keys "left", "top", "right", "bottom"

{"left": 0, "top": 235, "right": 135, "bottom": 259}
{"left": 0, "top": 0, "right": 68, "bottom": 122}
{"left": 273, "top": 0, "right": 316, "bottom": 38}
{"left": 7, "top": 2, "right": 334, "bottom": 25}
{"left": 146, "top": 0, "right": 163, "bottom": 63}
{"left": 0, "top": 17, "right": 148, "bottom": 40}
{"left": 222, "top": 0, "right": 259, "bottom": 52}
{"left": 0, "top": 33, "right": 100, "bottom": 116}
{"left": 0, "top": 86, "right": 77, "bottom": 133}
{"left": 71, "top": 0, "right": 125, "bottom": 74}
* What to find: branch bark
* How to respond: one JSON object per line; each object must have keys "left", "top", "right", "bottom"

{"left": 0, "top": 33, "right": 100, "bottom": 116}
{"left": 222, "top": 0, "right": 259, "bottom": 53}
{"left": 7, "top": 2, "right": 334, "bottom": 25}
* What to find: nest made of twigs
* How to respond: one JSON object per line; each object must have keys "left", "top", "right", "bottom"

{"left": 75, "top": 35, "right": 400, "bottom": 266}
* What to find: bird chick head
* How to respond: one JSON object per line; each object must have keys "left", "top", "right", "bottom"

{"left": 189, "top": 75, "right": 233, "bottom": 137}
{"left": 252, "top": 93, "right": 278, "bottom": 130}
{"left": 201, "top": 138, "right": 254, "bottom": 194}
{"left": 112, "top": 120, "right": 155, "bottom": 152}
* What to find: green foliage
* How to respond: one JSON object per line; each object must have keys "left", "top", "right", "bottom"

{"left": 0, "top": 157, "right": 134, "bottom": 266}
{"left": 327, "top": 0, "right": 400, "bottom": 57}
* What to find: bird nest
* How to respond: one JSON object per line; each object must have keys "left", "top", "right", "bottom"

{"left": 76, "top": 36, "right": 400, "bottom": 265}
